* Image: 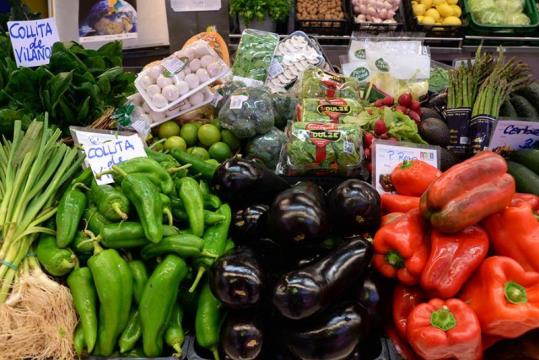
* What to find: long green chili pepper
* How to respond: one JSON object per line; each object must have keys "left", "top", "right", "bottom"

{"left": 83, "top": 206, "right": 111, "bottom": 235}
{"left": 128, "top": 260, "right": 148, "bottom": 304}
{"left": 113, "top": 157, "right": 175, "bottom": 194}
{"left": 100, "top": 222, "right": 178, "bottom": 248}
{"left": 56, "top": 183, "right": 88, "bottom": 248}
{"left": 195, "top": 280, "right": 222, "bottom": 360}
{"left": 170, "top": 149, "right": 219, "bottom": 181}
{"left": 199, "top": 180, "right": 221, "bottom": 209}
{"left": 140, "top": 234, "right": 208, "bottom": 260}
{"left": 89, "top": 180, "right": 130, "bottom": 221}
{"left": 74, "top": 324, "right": 86, "bottom": 357}
{"left": 165, "top": 304, "right": 185, "bottom": 356}
{"left": 37, "top": 234, "right": 77, "bottom": 276}
{"left": 72, "top": 230, "right": 99, "bottom": 255}
{"left": 178, "top": 177, "right": 205, "bottom": 237}
{"left": 118, "top": 310, "right": 142, "bottom": 354}
{"left": 160, "top": 193, "right": 174, "bottom": 226}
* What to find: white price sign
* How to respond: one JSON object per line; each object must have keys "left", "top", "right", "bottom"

{"left": 71, "top": 128, "right": 147, "bottom": 185}
{"left": 8, "top": 18, "right": 59, "bottom": 67}
{"left": 488, "top": 120, "right": 539, "bottom": 151}
{"left": 373, "top": 140, "right": 440, "bottom": 194}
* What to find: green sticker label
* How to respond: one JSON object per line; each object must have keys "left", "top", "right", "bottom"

{"left": 354, "top": 49, "right": 366, "bottom": 60}
{"left": 351, "top": 67, "right": 370, "bottom": 81}
{"left": 375, "top": 58, "right": 389, "bottom": 72}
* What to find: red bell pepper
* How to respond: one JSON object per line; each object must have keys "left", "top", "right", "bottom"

{"left": 390, "top": 160, "right": 441, "bottom": 196}
{"left": 512, "top": 193, "right": 539, "bottom": 211}
{"left": 393, "top": 284, "right": 426, "bottom": 339}
{"left": 381, "top": 212, "right": 404, "bottom": 226}
{"left": 420, "top": 225, "right": 489, "bottom": 299}
{"left": 483, "top": 201, "right": 539, "bottom": 272}
{"left": 381, "top": 194, "right": 420, "bottom": 214}
{"left": 460, "top": 256, "right": 539, "bottom": 338}
{"left": 373, "top": 209, "right": 429, "bottom": 285}
{"left": 386, "top": 325, "right": 421, "bottom": 360}
{"left": 407, "top": 298, "right": 482, "bottom": 360}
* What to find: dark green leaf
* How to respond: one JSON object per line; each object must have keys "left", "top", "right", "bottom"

{"left": 76, "top": 96, "right": 91, "bottom": 124}
{"left": 48, "top": 71, "right": 73, "bottom": 110}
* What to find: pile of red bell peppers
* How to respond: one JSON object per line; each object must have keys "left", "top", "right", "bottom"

{"left": 374, "top": 151, "right": 539, "bottom": 360}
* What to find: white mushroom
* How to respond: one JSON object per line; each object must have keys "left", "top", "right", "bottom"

{"left": 177, "top": 80, "right": 190, "bottom": 95}
{"left": 156, "top": 74, "right": 173, "bottom": 88}
{"left": 196, "top": 68, "right": 210, "bottom": 83}
{"left": 200, "top": 55, "right": 216, "bottom": 68}
{"left": 147, "top": 65, "right": 162, "bottom": 81}
{"left": 147, "top": 84, "right": 162, "bottom": 97}
{"left": 162, "top": 84, "right": 180, "bottom": 102}
{"left": 182, "top": 47, "right": 197, "bottom": 61}
{"left": 185, "top": 74, "right": 200, "bottom": 90}
{"left": 149, "top": 110, "right": 166, "bottom": 123}
{"left": 139, "top": 75, "right": 153, "bottom": 88}
{"left": 206, "top": 62, "right": 223, "bottom": 78}
{"left": 151, "top": 93, "right": 169, "bottom": 108}
{"left": 189, "top": 92, "right": 205, "bottom": 106}
{"left": 191, "top": 43, "right": 210, "bottom": 57}
{"left": 189, "top": 58, "right": 202, "bottom": 72}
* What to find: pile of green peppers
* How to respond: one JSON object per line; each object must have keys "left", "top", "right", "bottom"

{"left": 36, "top": 149, "right": 233, "bottom": 359}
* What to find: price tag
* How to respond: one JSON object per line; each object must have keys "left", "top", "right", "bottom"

{"left": 373, "top": 140, "right": 440, "bottom": 193}
{"left": 211, "top": 93, "right": 223, "bottom": 107}
{"left": 268, "top": 59, "right": 284, "bottom": 78}
{"left": 162, "top": 57, "right": 186, "bottom": 74}
{"left": 8, "top": 18, "right": 60, "bottom": 67}
{"left": 70, "top": 127, "right": 147, "bottom": 185}
{"left": 229, "top": 95, "right": 249, "bottom": 110}
{"left": 488, "top": 119, "right": 539, "bottom": 151}
{"left": 130, "top": 116, "right": 152, "bottom": 139}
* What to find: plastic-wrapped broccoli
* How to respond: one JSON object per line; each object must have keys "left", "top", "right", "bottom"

{"left": 214, "top": 80, "right": 246, "bottom": 112}
{"left": 271, "top": 92, "right": 298, "bottom": 129}
{"left": 218, "top": 86, "right": 275, "bottom": 139}
{"left": 246, "top": 127, "right": 287, "bottom": 170}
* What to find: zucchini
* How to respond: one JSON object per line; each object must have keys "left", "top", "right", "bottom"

{"left": 507, "top": 161, "right": 539, "bottom": 196}
{"left": 500, "top": 99, "right": 518, "bottom": 118}
{"left": 515, "top": 83, "right": 539, "bottom": 113}
{"left": 511, "top": 95, "right": 539, "bottom": 120}
{"left": 510, "top": 149, "right": 539, "bottom": 174}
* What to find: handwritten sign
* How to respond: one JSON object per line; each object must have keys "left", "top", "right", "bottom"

{"left": 71, "top": 128, "right": 147, "bottom": 185}
{"left": 8, "top": 18, "right": 59, "bottom": 68}
{"left": 373, "top": 140, "right": 440, "bottom": 193}
{"left": 488, "top": 120, "right": 539, "bottom": 151}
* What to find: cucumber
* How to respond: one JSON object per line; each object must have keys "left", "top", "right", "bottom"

{"left": 507, "top": 161, "right": 539, "bottom": 196}
{"left": 516, "top": 83, "right": 539, "bottom": 112}
{"left": 511, "top": 95, "right": 539, "bottom": 120}
{"left": 510, "top": 149, "right": 539, "bottom": 174}
{"left": 500, "top": 99, "right": 518, "bottom": 118}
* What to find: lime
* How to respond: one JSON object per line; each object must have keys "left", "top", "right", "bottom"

{"left": 211, "top": 118, "right": 221, "bottom": 130}
{"left": 180, "top": 123, "right": 199, "bottom": 147}
{"left": 221, "top": 129, "right": 241, "bottom": 151}
{"left": 158, "top": 121, "right": 180, "bottom": 138}
{"left": 189, "top": 146, "right": 210, "bottom": 160}
{"left": 209, "top": 142, "right": 232, "bottom": 162}
{"left": 206, "top": 159, "right": 220, "bottom": 166}
{"left": 198, "top": 124, "right": 221, "bottom": 147}
{"left": 164, "top": 136, "right": 187, "bottom": 151}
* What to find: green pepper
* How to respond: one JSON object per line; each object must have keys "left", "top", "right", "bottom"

{"left": 160, "top": 193, "right": 174, "bottom": 226}
{"left": 139, "top": 255, "right": 188, "bottom": 357}
{"left": 189, "top": 203, "right": 231, "bottom": 292}
{"left": 170, "top": 149, "right": 219, "bottom": 181}
{"left": 145, "top": 148, "right": 172, "bottom": 163}
{"left": 123, "top": 348, "right": 145, "bottom": 357}
{"left": 37, "top": 234, "right": 76, "bottom": 277}
{"left": 199, "top": 180, "right": 221, "bottom": 209}
{"left": 116, "top": 251, "right": 134, "bottom": 334}
{"left": 114, "top": 157, "right": 174, "bottom": 194}
{"left": 171, "top": 197, "right": 225, "bottom": 225}
{"left": 178, "top": 177, "right": 205, "bottom": 237}
{"left": 118, "top": 310, "right": 142, "bottom": 354}
{"left": 89, "top": 180, "right": 130, "bottom": 221}
{"left": 74, "top": 324, "right": 86, "bottom": 356}
{"left": 128, "top": 260, "right": 148, "bottom": 304}
{"left": 72, "top": 230, "right": 99, "bottom": 255}
{"left": 71, "top": 168, "right": 94, "bottom": 187}
{"left": 88, "top": 247, "right": 132, "bottom": 356}
{"left": 224, "top": 238, "right": 235, "bottom": 253}
{"left": 100, "top": 222, "right": 178, "bottom": 248}
{"left": 67, "top": 266, "right": 98, "bottom": 353}
{"left": 119, "top": 173, "right": 164, "bottom": 244}
{"left": 140, "top": 234, "right": 206, "bottom": 260}
{"left": 56, "top": 183, "right": 88, "bottom": 248}
{"left": 83, "top": 207, "right": 111, "bottom": 235}
{"left": 195, "top": 280, "right": 222, "bottom": 360}
{"left": 165, "top": 304, "right": 185, "bottom": 356}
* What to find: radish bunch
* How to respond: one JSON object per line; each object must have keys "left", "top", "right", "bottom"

{"left": 352, "top": 0, "right": 401, "bottom": 23}
{"left": 374, "top": 93, "right": 422, "bottom": 124}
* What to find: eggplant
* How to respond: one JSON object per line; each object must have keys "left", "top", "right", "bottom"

{"left": 221, "top": 312, "right": 264, "bottom": 360}
{"left": 357, "top": 277, "right": 382, "bottom": 327}
{"left": 286, "top": 302, "right": 370, "bottom": 360}
{"left": 273, "top": 239, "right": 373, "bottom": 320}
{"left": 232, "top": 204, "right": 270, "bottom": 241}
{"left": 210, "top": 247, "right": 265, "bottom": 309}
{"left": 268, "top": 182, "right": 329, "bottom": 245}
{"left": 327, "top": 179, "right": 381, "bottom": 236}
{"left": 212, "top": 158, "right": 290, "bottom": 207}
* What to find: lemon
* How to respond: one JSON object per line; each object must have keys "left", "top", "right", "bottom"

{"left": 433, "top": 0, "right": 446, "bottom": 5}
{"left": 413, "top": 3, "right": 427, "bottom": 15}
{"left": 447, "top": 0, "right": 458, "bottom": 4}
{"left": 420, "top": 0, "right": 433, "bottom": 8}
{"left": 422, "top": 15, "right": 436, "bottom": 24}
{"left": 451, "top": 5, "right": 462, "bottom": 17}
{"left": 425, "top": 8, "right": 440, "bottom": 21}
{"left": 417, "top": 15, "right": 425, "bottom": 22}
{"left": 443, "top": 16, "right": 462, "bottom": 25}
{"left": 437, "top": 4, "right": 453, "bottom": 17}
{"left": 412, "top": 0, "right": 418, "bottom": 5}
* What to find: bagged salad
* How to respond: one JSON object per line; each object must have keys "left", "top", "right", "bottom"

{"left": 297, "top": 98, "right": 365, "bottom": 124}
{"left": 280, "top": 122, "right": 364, "bottom": 176}
{"left": 294, "top": 67, "right": 362, "bottom": 99}
{"left": 232, "top": 29, "right": 280, "bottom": 85}
{"left": 218, "top": 86, "right": 275, "bottom": 139}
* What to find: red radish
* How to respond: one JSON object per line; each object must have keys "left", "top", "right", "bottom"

{"left": 410, "top": 100, "right": 421, "bottom": 112}
{"left": 395, "top": 105, "right": 409, "bottom": 114}
{"left": 408, "top": 110, "right": 421, "bottom": 123}
{"left": 398, "top": 93, "right": 412, "bottom": 107}
{"left": 382, "top": 96, "right": 394, "bottom": 106}
{"left": 367, "top": 109, "right": 373, "bottom": 115}
{"left": 374, "top": 99, "right": 384, "bottom": 107}
{"left": 380, "top": 133, "right": 389, "bottom": 140}
{"left": 364, "top": 148, "right": 371, "bottom": 160}
{"left": 364, "top": 132, "right": 375, "bottom": 147}
{"left": 374, "top": 119, "right": 388, "bottom": 136}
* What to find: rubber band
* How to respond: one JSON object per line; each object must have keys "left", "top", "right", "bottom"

{"left": 0, "top": 258, "right": 18, "bottom": 270}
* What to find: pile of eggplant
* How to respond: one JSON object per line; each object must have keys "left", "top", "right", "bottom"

{"left": 209, "top": 165, "right": 385, "bottom": 360}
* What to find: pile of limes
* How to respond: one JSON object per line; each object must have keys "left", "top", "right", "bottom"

{"left": 157, "top": 121, "right": 240, "bottom": 162}
{"left": 412, "top": 0, "right": 462, "bottom": 25}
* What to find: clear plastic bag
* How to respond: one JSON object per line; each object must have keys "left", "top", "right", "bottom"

{"left": 246, "top": 127, "right": 287, "bottom": 170}
{"left": 218, "top": 87, "right": 275, "bottom": 139}
{"left": 271, "top": 92, "right": 298, "bottom": 129}
{"left": 297, "top": 98, "right": 365, "bottom": 123}
{"left": 294, "top": 67, "right": 362, "bottom": 99}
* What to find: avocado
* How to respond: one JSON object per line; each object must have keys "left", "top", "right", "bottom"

{"left": 421, "top": 107, "right": 443, "bottom": 121}
{"left": 440, "top": 148, "right": 459, "bottom": 172}
{"left": 419, "top": 117, "right": 450, "bottom": 146}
